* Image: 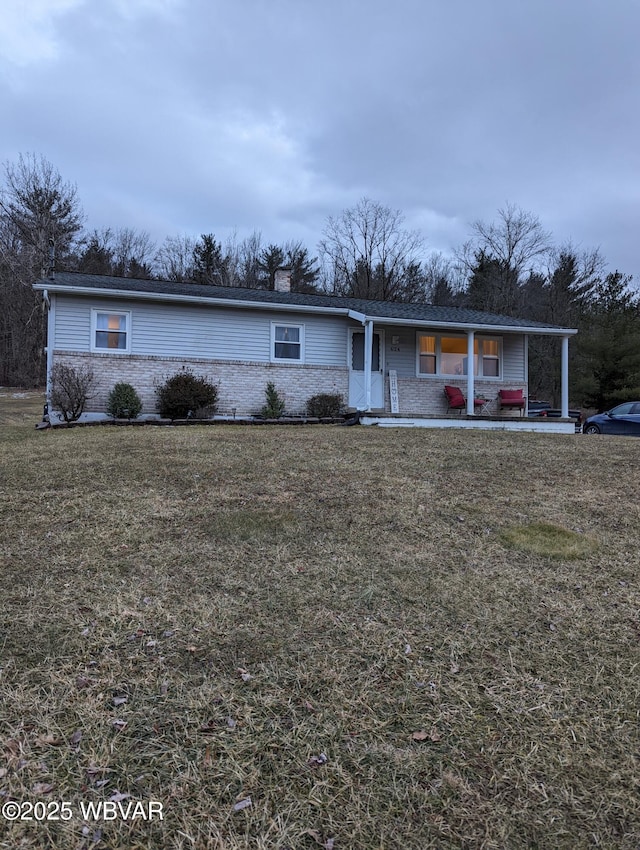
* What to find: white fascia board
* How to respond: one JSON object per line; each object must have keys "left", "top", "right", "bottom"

{"left": 366, "top": 315, "right": 578, "bottom": 336}
{"left": 33, "top": 284, "right": 355, "bottom": 319}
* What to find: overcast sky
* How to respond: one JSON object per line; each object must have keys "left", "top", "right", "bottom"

{"left": 2, "top": 0, "right": 639, "bottom": 277}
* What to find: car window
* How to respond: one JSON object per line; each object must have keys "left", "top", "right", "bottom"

{"left": 612, "top": 402, "right": 634, "bottom": 415}
{"left": 631, "top": 403, "right": 640, "bottom": 414}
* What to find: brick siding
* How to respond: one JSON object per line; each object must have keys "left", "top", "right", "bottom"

{"left": 389, "top": 376, "right": 527, "bottom": 417}
{"left": 52, "top": 351, "right": 526, "bottom": 418}
{"left": 53, "top": 351, "right": 349, "bottom": 416}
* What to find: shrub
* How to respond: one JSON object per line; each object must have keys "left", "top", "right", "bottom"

{"left": 155, "top": 368, "right": 218, "bottom": 419}
{"left": 50, "top": 363, "right": 95, "bottom": 422}
{"left": 107, "top": 382, "right": 143, "bottom": 419}
{"left": 306, "top": 392, "right": 344, "bottom": 418}
{"left": 261, "top": 381, "right": 285, "bottom": 419}
{"left": 50, "top": 362, "right": 96, "bottom": 423}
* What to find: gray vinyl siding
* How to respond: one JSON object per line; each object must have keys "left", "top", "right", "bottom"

{"left": 380, "top": 326, "right": 416, "bottom": 376}
{"left": 502, "top": 335, "right": 525, "bottom": 381}
{"left": 54, "top": 296, "right": 349, "bottom": 366}
{"left": 55, "top": 299, "right": 92, "bottom": 351}
{"left": 54, "top": 296, "right": 527, "bottom": 376}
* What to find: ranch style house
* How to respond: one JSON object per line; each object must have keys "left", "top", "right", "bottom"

{"left": 33, "top": 270, "right": 578, "bottom": 423}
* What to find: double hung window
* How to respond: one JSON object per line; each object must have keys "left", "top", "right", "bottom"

{"left": 271, "top": 323, "right": 304, "bottom": 362}
{"left": 91, "top": 310, "right": 130, "bottom": 353}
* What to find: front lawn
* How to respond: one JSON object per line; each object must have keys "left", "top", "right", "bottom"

{"left": 0, "top": 416, "right": 639, "bottom": 849}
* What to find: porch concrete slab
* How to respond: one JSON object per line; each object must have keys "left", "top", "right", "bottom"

{"left": 360, "top": 416, "right": 576, "bottom": 433}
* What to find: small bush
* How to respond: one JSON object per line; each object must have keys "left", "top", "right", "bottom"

{"left": 156, "top": 368, "right": 218, "bottom": 419}
{"left": 261, "top": 381, "right": 285, "bottom": 419}
{"left": 107, "top": 382, "right": 143, "bottom": 419}
{"left": 50, "top": 362, "right": 96, "bottom": 422}
{"left": 306, "top": 392, "right": 344, "bottom": 418}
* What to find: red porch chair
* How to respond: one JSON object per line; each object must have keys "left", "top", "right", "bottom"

{"left": 445, "top": 385, "right": 490, "bottom": 414}
{"left": 444, "top": 385, "right": 466, "bottom": 413}
{"left": 498, "top": 389, "right": 525, "bottom": 416}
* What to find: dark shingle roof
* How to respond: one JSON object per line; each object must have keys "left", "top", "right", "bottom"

{"left": 34, "top": 271, "right": 577, "bottom": 333}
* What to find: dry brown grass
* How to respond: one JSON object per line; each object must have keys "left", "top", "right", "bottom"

{"left": 0, "top": 390, "right": 45, "bottom": 428}
{"left": 1, "top": 404, "right": 639, "bottom": 849}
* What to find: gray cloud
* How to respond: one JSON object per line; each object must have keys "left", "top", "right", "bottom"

{"left": 2, "top": 0, "right": 639, "bottom": 274}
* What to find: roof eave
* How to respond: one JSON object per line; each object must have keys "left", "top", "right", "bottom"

{"left": 33, "top": 283, "right": 356, "bottom": 318}
{"left": 367, "top": 315, "right": 578, "bottom": 335}
{"left": 33, "top": 282, "right": 577, "bottom": 335}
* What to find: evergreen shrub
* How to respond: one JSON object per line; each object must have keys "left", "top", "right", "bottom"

{"left": 261, "top": 381, "right": 286, "bottom": 418}
{"left": 107, "top": 382, "right": 142, "bottom": 419}
{"left": 155, "top": 368, "right": 218, "bottom": 419}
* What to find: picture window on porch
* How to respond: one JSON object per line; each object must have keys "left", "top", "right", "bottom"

{"left": 91, "top": 310, "right": 130, "bottom": 353}
{"left": 271, "top": 323, "right": 304, "bottom": 362}
{"left": 417, "top": 333, "right": 502, "bottom": 378}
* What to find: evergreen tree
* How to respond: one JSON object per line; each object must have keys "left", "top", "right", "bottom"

{"left": 284, "top": 241, "right": 320, "bottom": 293}
{"left": 192, "top": 234, "right": 226, "bottom": 285}
{"left": 257, "top": 244, "right": 285, "bottom": 289}
{"left": 524, "top": 248, "right": 605, "bottom": 404}
{"left": 465, "top": 250, "right": 520, "bottom": 315}
{"left": 76, "top": 232, "right": 115, "bottom": 275}
{"left": 0, "top": 154, "right": 83, "bottom": 385}
{"left": 574, "top": 272, "right": 640, "bottom": 410}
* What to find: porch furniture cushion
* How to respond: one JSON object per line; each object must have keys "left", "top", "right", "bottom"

{"left": 498, "top": 389, "right": 525, "bottom": 415}
{"left": 444, "top": 385, "right": 466, "bottom": 412}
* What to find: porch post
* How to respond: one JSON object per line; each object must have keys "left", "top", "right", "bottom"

{"left": 561, "top": 335, "right": 569, "bottom": 418}
{"left": 364, "top": 318, "right": 373, "bottom": 411}
{"left": 466, "top": 329, "right": 475, "bottom": 414}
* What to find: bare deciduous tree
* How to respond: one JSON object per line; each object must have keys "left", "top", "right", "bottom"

{"left": 422, "top": 251, "right": 465, "bottom": 306}
{"left": 319, "top": 197, "right": 426, "bottom": 301}
{"left": 154, "top": 235, "right": 196, "bottom": 282}
{"left": 457, "top": 203, "right": 552, "bottom": 315}
{"left": 111, "top": 227, "right": 155, "bottom": 277}
{"left": 75, "top": 227, "right": 156, "bottom": 277}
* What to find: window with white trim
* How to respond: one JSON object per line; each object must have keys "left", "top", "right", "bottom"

{"left": 91, "top": 310, "right": 131, "bottom": 353}
{"left": 271, "top": 322, "right": 304, "bottom": 362}
{"left": 416, "top": 333, "right": 501, "bottom": 378}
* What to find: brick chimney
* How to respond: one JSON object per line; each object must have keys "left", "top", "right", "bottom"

{"left": 274, "top": 267, "right": 292, "bottom": 293}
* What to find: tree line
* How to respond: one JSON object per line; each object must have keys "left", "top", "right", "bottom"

{"left": 1, "top": 153, "right": 639, "bottom": 409}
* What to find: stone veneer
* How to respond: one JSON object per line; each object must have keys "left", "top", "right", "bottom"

{"left": 53, "top": 351, "right": 349, "bottom": 416}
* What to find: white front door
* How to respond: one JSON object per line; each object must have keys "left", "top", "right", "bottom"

{"left": 348, "top": 329, "right": 384, "bottom": 410}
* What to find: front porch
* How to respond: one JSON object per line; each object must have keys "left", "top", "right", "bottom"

{"left": 348, "top": 318, "right": 575, "bottom": 425}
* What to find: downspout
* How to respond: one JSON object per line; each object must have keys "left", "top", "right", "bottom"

{"left": 347, "top": 310, "right": 374, "bottom": 412}
{"left": 43, "top": 290, "right": 54, "bottom": 410}
{"left": 466, "top": 329, "right": 475, "bottom": 415}
{"left": 524, "top": 334, "right": 529, "bottom": 416}
{"left": 363, "top": 318, "right": 374, "bottom": 411}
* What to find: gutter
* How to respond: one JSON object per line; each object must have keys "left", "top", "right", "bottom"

{"left": 357, "top": 315, "right": 578, "bottom": 336}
